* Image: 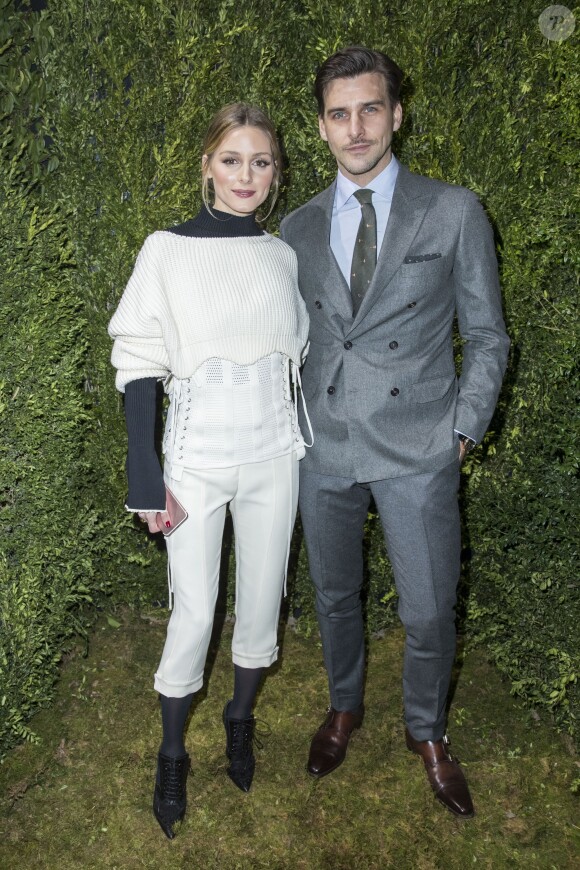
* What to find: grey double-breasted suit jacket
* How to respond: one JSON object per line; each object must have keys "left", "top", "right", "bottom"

{"left": 280, "top": 164, "right": 510, "bottom": 482}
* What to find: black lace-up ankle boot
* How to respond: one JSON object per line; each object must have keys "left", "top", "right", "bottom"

{"left": 223, "top": 700, "right": 256, "bottom": 792}
{"left": 153, "top": 751, "right": 190, "bottom": 839}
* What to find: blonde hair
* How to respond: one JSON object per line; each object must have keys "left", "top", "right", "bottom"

{"left": 201, "top": 103, "right": 282, "bottom": 220}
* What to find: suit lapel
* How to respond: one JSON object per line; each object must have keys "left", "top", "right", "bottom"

{"left": 305, "top": 184, "right": 355, "bottom": 321}
{"left": 350, "top": 166, "right": 433, "bottom": 328}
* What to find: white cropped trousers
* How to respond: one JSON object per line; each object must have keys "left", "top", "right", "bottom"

{"left": 154, "top": 452, "right": 299, "bottom": 698}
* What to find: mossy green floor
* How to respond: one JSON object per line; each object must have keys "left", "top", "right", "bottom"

{"left": 1, "top": 609, "right": 578, "bottom": 869}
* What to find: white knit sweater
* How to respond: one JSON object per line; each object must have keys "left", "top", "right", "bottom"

{"left": 108, "top": 231, "right": 309, "bottom": 391}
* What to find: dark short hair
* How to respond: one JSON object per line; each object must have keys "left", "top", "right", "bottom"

{"left": 314, "top": 46, "right": 404, "bottom": 115}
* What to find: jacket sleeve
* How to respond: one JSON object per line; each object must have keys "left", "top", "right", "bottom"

{"left": 108, "top": 235, "right": 171, "bottom": 392}
{"left": 453, "top": 191, "right": 510, "bottom": 442}
{"left": 123, "top": 377, "right": 166, "bottom": 511}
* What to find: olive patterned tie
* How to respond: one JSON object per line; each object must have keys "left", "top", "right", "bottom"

{"left": 350, "top": 188, "right": 377, "bottom": 315}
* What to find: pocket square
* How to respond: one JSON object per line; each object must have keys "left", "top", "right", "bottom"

{"left": 404, "top": 253, "right": 442, "bottom": 263}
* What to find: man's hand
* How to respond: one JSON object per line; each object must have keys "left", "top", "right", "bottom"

{"left": 137, "top": 510, "right": 171, "bottom": 534}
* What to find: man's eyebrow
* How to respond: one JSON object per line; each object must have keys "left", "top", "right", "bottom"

{"left": 326, "top": 99, "right": 387, "bottom": 114}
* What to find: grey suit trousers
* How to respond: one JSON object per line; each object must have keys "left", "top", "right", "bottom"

{"left": 299, "top": 458, "right": 461, "bottom": 742}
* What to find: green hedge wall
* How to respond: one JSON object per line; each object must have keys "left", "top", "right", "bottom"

{"left": 0, "top": 6, "right": 94, "bottom": 748}
{"left": 1, "top": 0, "right": 577, "bottom": 757}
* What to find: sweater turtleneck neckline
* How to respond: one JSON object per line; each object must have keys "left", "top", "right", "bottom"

{"left": 167, "top": 204, "right": 264, "bottom": 239}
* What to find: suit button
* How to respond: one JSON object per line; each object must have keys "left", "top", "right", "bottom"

{"left": 389, "top": 341, "right": 398, "bottom": 350}
{"left": 407, "top": 301, "right": 417, "bottom": 308}
{"left": 327, "top": 386, "right": 335, "bottom": 395}
{"left": 390, "top": 387, "right": 399, "bottom": 397}
{"left": 315, "top": 300, "right": 322, "bottom": 309}
{"left": 344, "top": 341, "right": 352, "bottom": 350}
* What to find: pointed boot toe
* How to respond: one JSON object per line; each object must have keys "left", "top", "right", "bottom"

{"left": 223, "top": 701, "right": 257, "bottom": 793}
{"left": 153, "top": 751, "right": 190, "bottom": 839}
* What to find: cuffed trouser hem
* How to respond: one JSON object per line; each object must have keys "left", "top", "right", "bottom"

{"left": 232, "top": 646, "right": 279, "bottom": 669}
{"left": 154, "top": 673, "right": 204, "bottom": 698}
{"left": 330, "top": 693, "right": 365, "bottom": 712}
{"left": 405, "top": 723, "right": 446, "bottom": 743}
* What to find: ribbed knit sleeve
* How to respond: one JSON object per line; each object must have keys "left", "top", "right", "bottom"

{"left": 124, "top": 377, "right": 166, "bottom": 510}
{"left": 108, "top": 236, "right": 171, "bottom": 392}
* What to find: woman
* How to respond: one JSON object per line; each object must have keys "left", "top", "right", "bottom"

{"left": 108, "top": 103, "right": 310, "bottom": 839}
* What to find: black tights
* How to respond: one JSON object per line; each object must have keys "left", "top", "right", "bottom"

{"left": 159, "top": 665, "right": 264, "bottom": 757}
{"left": 228, "top": 664, "right": 264, "bottom": 720}
{"left": 159, "top": 692, "right": 193, "bottom": 757}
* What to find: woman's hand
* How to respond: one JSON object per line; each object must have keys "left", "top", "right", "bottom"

{"left": 137, "top": 510, "right": 171, "bottom": 534}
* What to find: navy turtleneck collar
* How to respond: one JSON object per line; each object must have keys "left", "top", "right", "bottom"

{"left": 167, "top": 203, "right": 264, "bottom": 238}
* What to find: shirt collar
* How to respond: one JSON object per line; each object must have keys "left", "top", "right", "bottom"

{"left": 334, "top": 155, "right": 400, "bottom": 211}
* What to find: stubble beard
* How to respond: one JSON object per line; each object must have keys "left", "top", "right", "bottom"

{"left": 339, "top": 140, "right": 392, "bottom": 178}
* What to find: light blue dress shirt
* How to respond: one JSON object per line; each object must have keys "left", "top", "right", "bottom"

{"left": 330, "top": 156, "right": 399, "bottom": 285}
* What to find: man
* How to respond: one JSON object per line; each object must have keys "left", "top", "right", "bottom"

{"left": 280, "top": 46, "right": 509, "bottom": 818}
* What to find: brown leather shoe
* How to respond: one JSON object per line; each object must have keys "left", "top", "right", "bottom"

{"left": 405, "top": 729, "right": 475, "bottom": 818}
{"left": 307, "top": 706, "right": 364, "bottom": 778}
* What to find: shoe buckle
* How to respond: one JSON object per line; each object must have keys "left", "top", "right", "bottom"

{"left": 442, "top": 734, "right": 455, "bottom": 761}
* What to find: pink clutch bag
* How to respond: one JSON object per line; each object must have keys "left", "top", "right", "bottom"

{"left": 158, "top": 486, "right": 188, "bottom": 536}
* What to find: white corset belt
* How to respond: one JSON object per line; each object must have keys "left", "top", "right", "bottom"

{"left": 163, "top": 352, "right": 312, "bottom": 478}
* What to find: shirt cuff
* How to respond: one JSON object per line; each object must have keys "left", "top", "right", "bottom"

{"left": 454, "top": 429, "right": 476, "bottom": 444}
